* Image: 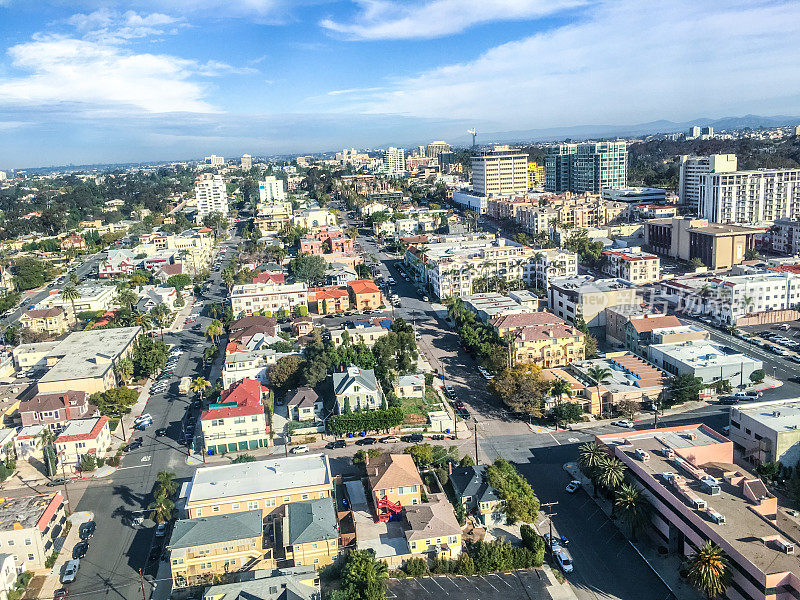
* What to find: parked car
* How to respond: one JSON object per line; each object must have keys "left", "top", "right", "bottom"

{"left": 46, "top": 477, "right": 69, "bottom": 487}
{"left": 134, "top": 420, "right": 151, "bottom": 431}
{"left": 124, "top": 439, "right": 143, "bottom": 452}
{"left": 565, "top": 480, "right": 581, "bottom": 493}
{"left": 290, "top": 445, "right": 309, "bottom": 454}
{"left": 382, "top": 436, "right": 400, "bottom": 443}
{"left": 60, "top": 560, "right": 80, "bottom": 584}
{"left": 72, "top": 541, "right": 88, "bottom": 559}
{"left": 718, "top": 396, "right": 739, "bottom": 405}
{"left": 326, "top": 440, "right": 347, "bottom": 449}
{"left": 555, "top": 550, "right": 574, "bottom": 573}
{"left": 356, "top": 437, "right": 377, "bottom": 446}
{"left": 611, "top": 420, "right": 634, "bottom": 429}
{"left": 134, "top": 413, "right": 152, "bottom": 425}
{"left": 79, "top": 521, "right": 95, "bottom": 540}
{"left": 155, "top": 428, "right": 168, "bottom": 437}
{"left": 155, "top": 523, "right": 167, "bottom": 537}
{"left": 543, "top": 533, "right": 560, "bottom": 551}
{"left": 54, "top": 588, "right": 68, "bottom": 600}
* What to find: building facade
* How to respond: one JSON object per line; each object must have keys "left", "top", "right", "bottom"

{"left": 601, "top": 247, "right": 661, "bottom": 284}
{"left": 195, "top": 173, "right": 229, "bottom": 218}
{"left": 678, "top": 154, "right": 737, "bottom": 212}
{"left": 230, "top": 281, "right": 308, "bottom": 317}
{"left": 699, "top": 168, "right": 800, "bottom": 224}
{"left": 470, "top": 150, "right": 529, "bottom": 197}
{"left": 545, "top": 142, "right": 627, "bottom": 193}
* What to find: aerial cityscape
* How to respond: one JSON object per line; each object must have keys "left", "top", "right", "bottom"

{"left": 1, "top": 2, "right": 800, "bottom": 600}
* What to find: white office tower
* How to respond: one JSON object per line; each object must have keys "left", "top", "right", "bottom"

{"left": 384, "top": 147, "right": 406, "bottom": 176}
{"left": 204, "top": 155, "right": 224, "bottom": 168}
{"left": 0, "top": 171, "right": 6, "bottom": 181}
{"left": 258, "top": 176, "right": 287, "bottom": 203}
{"left": 471, "top": 149, "right": 529, "bottom": 197}
{"left": 241, "top": 154, "right": 252, "bottom": 170}
{"left": 427, "top": 141, "right": 451, "bottom": 158}
{"left": 678, "top": 154, "right": 737, "bottom": 213}
{"left": 699, "top": 168, "right": 800, "bottom": 224}
{"left": 195, "top": 173, "right": 229, "bottom": 218}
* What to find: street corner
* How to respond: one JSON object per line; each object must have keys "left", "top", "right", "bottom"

{"left": 92, "top": 465, "right": 117, "bottom": 479}
{"left": 527, "top": 422, "right": 554, "bottom": 434}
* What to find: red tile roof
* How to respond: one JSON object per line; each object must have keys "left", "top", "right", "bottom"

{"left": 629, "top": 314, "right": 682, "bottom": 334}
{"left": 200, "top": 378, "right": 266, "bottom": 421}
{"left": 56, "top": 416, "right": 109, "bottom": 443}
{"left": 252, "top": 273, "right": 285, "bottom": 285}
{"left": 317, "top": 288, "right": 349, "bottom": 299}
{"left": 347, "top": 279, "right": 380, "bottom": 295}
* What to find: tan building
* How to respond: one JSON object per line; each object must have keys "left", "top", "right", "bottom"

{"left": 200, "top": 379, "right": 270, "bottom": 455}
{"left": 169, "top": 510, "right": 272, "bottom": 588}
{"left": 367, "top": 454, "right": 423, "bottom": 513}
{"left": 54, "top": 416, "right": 112, "bottom": 471}
{"left": 230, "top": 281, "right": 308, "bottom": 318}
{"left": 347, "top": 279, "right": 382, "bottom": 310}
{"left": 548, "top": 276, "right": 640, "bottom": 328}
{"left": 0, "top": 493, "right": 66, "bottom": 571}
{"left": 541, "top": 368, "right": 602, "bottom": 414}
{"left": 509, "top": 320, "right": 585, "bottom": 368}
{"left": 255, "top": 202, "right": 292, "bottom": 232}
{"left": 19, "top": 308, "right": 69, "bottom": 336}
{"left": 644, "top": 216, "right": 758, "bottom": 270}
{"left": 184, "top": 454, "right": 333, "bottom": 522}
{"left": 330, "top": 326, "right": 389, "bottom": 348}
{"left": 394, "top": 374, "right": 425, "bottom": 399}
{"left": 625, "top": 314, "right": 707, "bottom": 356}
{"left": 602, "top": 247, "right": 661, "bottom": 284}
{"left": 281, "top": 498, "right": 339, "bottom": 568}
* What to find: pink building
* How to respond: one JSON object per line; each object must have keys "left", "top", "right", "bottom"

{"left": 597, "top": 424, "right": 800, "bottom": 600}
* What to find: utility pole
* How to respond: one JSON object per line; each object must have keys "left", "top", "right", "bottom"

{"left": 474, "top": 422, "right": 479, "bottom": 464}
{"left": 541, "top": 500, "right": 559, "bottom": 564}
{"left": 139, "top": 569, "right": 146, "bottom": 600}
{"left": 58, "top": 451, "right": 71, "bottom": 514}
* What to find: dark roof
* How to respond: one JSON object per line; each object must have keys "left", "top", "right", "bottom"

{"left": 229, "top": 316, "right": 278, "bottom": 343}
{"left": 22, "top": 308, "right": 65, "bottom": 319}
{"left": 19, "top": 391, "right": 89, "bottom": 413}
{"left": 286, "top": 499, "right": 337, "bottom": 544}
{"left": 169, "top": 510, "right": 262, "bottom": 549}
{"left": 287, "top": 387, "right": 318, "bottom": 409}
{"left": 449, "top": 465, "right": 500, "bottom": 505}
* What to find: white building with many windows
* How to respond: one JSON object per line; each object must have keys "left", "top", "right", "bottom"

{"left": 471, "top": 149, "right": 528, "bottom": 197}
{"left": 258, "top": 176, "right": 286, "bottom": 203}
{"left": 230, "top": 281, "right": 308, "bottom": 317}
{"left": 195, "top": 173, "right": 228, "bottom": 218}
{"left": 524, "top": 248, "right": 578, "bottom": 291}
{"left": 601, "top": 247, "right": 661, "bottom": 284}
{"left": 678, "top": 154, "right": 737, "bottom": 213}
{"left": 699, "top": 167, "right": 800, "bottom": 224}
{"left": 383, "top": 147, "right": 405, "bottom": 176}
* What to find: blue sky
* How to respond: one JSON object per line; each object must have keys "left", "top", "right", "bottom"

{"left": 0, "top": 0, "right": 799, "bottom": 168}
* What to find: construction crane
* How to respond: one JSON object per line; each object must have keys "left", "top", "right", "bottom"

{"left": 467, "top": 128, "right": 477, "bottom": 148}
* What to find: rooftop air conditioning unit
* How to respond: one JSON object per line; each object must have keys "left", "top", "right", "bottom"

{"left": 707, "top": 509, "right": 726, "bottom": 525}
{"left": 777, "top": 539, "right": 795, "bottom": 554}
{"left": 773, "top": 411, "right": 781, "bottom": 417}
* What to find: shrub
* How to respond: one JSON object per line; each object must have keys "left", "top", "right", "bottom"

{"left": 232, "top": 454, "right": 257, "bottom": 464}
{"left": 45, "top": 552, "right": 59, "bottom": 568}
{"left": 79, "top": 454, "right": 97, "bottom": 472}
{"left": 403, "top": 557, "right": 428, "bottom": 577}
{"left": 750, "top": 369, "right": 765, "bottom": 384}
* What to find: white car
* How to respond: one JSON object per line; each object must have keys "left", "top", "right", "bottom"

{"left": 611, "top": 420, "right": 634, "bottom": 429}
{"left": 290, "top": 445, "right": 309, "bottom": 454}
{"left": 565, "top": 480, "right": 581, "bottom": 494}
{"left": 555, "top": 550, "right": 574, "bottom": 573}
{"left": 134, "top": 413, "right": 153, "bottom": 425}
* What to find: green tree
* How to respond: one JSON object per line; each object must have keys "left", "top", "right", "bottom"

{"left": 147, "top": 495, "right": 175, "bottom": 525}
{"left": 586, "top": 365, "right": 612, "bottom": 415}
{"left": 131, "top": 335, "right": 169, "bottom": 378}
{"left": 486, "top": 458, "right": 539, "bottom": 524}
{"left": 668, "top": 373, "right": 704, "bottom": 406}
{"left": 403, "top": 443, "right": 434, "bottom": 466}
{"left": 597, "top": 456, "right": 626, "bottom": 492}
{"left": 488, "top": 364, "right": 548, "bottom": 417}
{"left": 59, "top": 284, "right": 80, "bottom": 325}
{"left": 35, "top": 428, "right": 58, "bottom": 477}
{"left": 190, "top": 377, "right": 211, "bottom": 400}
{"left": 115, "top": 357, "right": 134, "bottom": 385}
{"left": 549, "top": 377, "right": 574, "bottom": 429}
{"left": 690, "top": 256, "right": 705, "bottom": 269}
{"left": 614, "top": 482, "right": 651, "bottom": 541}
{"left": 686, "top": 542, "right": 732, "bottom": 599}
{"left": 749, "top": 369, "right": 765, "bottom": 384}
{"left": 205, "top": 319, "right": 224, "bottom": 344}
{"left": 617, "top": 398, "right": 640, "bottom": 421}
{"left": 337, "top": 549, "right": 388, "bottom": 600}
{"left": 115, "top": 285, "right": 138, "bottom": 312}
{"left": 166, "top": 273, "right": 192, "bottom": 290}
{"left": 13, "top": 257, "right": 57, "bottom": 290}
{"left": 578, "top": 441, "right": 606, "bottom": 497}
{"left": 154, "top": 471, "right": 177, "bottom": 498}
{"left": 288, "top": 253, "right": 327, "bottom": 285}
{"left": 549, "top": 402, "right": 583, "bottom": 426}
{"left": 90, "top": 386, "right": 139, "bottom": 417}
{"left": 267, "top": 356, "right": 305, "bottom": 395}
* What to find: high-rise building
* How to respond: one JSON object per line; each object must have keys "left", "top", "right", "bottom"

{"left": 241, "top": 154, "right": 252, "bottom": 170}
{"left": 417, "top": 145, "right": 426, "bottom": 157}
{"left": 204, "top": 155, "right": 224, "bottom": 168}
{"left": 0, "top": 171, "right": 6, "bottom": 181}
{"left": 527, "top": 162, "right": 545, "bottom": 188}
{"left": 686, "top": 126, "right": 714, "bottom": 140}
{"left": 426, "top": 141, "right": 451, "bottom": 158}
{"left": 195, "top": 173, "right": 228, "bottom": 218}
{"left": 383, "top": 147, "right": 405, "bottom": 176}
{"left": 686, "top": 126, "right": 701, "bottom": 139}
{"left": 470, "top": 149, "right": 528, "bottom": 197}
{"left": 258, "top": 176, "right": 286, "bottom": 203}
{"left": 678, "top": 154, "right": 737, "bottom": 213}
{"left": 699, "top": 168, "right": 800, "bottom": 224}
{"left": 545, "top": 142, "right": 627, "bottom": 193}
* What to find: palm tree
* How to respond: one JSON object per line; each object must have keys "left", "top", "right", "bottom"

{"left": 614, "top": 482, "right": 651, "bottom": 541}
{"left": 147, "top": 495, "right": 174, "bottom": 525}
{"left": 549, "top": 377, "right": 573, "bottom": 430}
{"left": 586, "top": 365, "right": 612, "bottom": 416}
{"left": 191, "top": 377, "right": 211, "bottom": 400}
{"left": 150, "top": 303, "right": 171, "bottom": 341}
{"left": 578, "top": 442, "right": 606, "bottom": 497}
{"left": 221, "top": 267, "right": 235, "bottom": 291}
{"left": 35, "top": 427, "right": 58, "bottom": 477}
{"left": 68, "top": 272, "right": 79, "bottom": 286}
{"left": 154, "top": 471, "right": 177, "bottom": 498}
{"left": 115, "top": 287, "right": 137, "bottom": 312}
{"left": 115, "top": 357, "right": 133, "bottom": 385}
{"left": 597, "top": 455, "right": 626, "bottom": 493}
{"left": 686, "top": 541, "right": 731, "bottom": 599}
{"left": 59, "top": 284, "right": 80, "bottom": 325}
{"left": 133, "top": 311, "right": 153, "bottom": 335}
{"left": 205, "top": 319, "right": 224, "bottom": 344}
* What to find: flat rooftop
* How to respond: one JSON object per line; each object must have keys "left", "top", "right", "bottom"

{"left": 187, "top": 453, "right": 331, "bottom": 504}
{"left": 38, "top": 327, "right": 141, "bottom": 384}
{"left": 600, "top": 427, "right": 800, "bottom": 577}
{"left": 732, "top": 400, "right": 800, "bottom": 431}
{"left": 549, "top": 275, "right": 636, "bottom": 294}
{"left": 649, "top": 341, "right": 760, "bottom": 368}
{"left": 571, "top": 354, "right": 666, "bottom": 391}
{"left": 344, "top": 480, "right": 409, "bottom": 559}
{"left": 0, "top": 494, "right": 59, "bottom": 530}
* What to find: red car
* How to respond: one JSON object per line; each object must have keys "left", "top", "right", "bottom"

{"left": 185, "top": 318, "right": 196, "bottom": 324}
{"left": 54, "top": 589, "right": 68, "bottom": 600}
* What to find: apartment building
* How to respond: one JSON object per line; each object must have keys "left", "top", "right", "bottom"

{"left": 545, "top": 142, "right": 627, "bottom": 193}
{"left": 195, "top": 173, "right": 229, "bottom": 218}
{"left": 728, "top": 400, "right": 800, "bottom": 467}
{"left": 332, "top": 366, "right": 381, "bottom": 413}
{"left": 596, "top": 424, "right": 800, "bottom": 600}
{"left": 770, "top": 218, "right": 800, "bottom": 254}
{"left": 36, "top": 284, "right": 116, "bottom": 319}
{"left": 347, "top": 279, "right": 382, "bottom": 310}
{"left": 19, "top": 308, "right": 69, "bottom": 336}
{"left": 699, "top": 168, "right": 800, "bottom": 224}
{"left": 312, "top": 288, "right": 350, "bottom": 314}
{"left": 508, "top": 319, "right": 585, "bottom": 368}
{"left": 201, "top": 379, "right": 270, "bottom": 454}
{"left": 259, "top": 176, "right": 286, "bottom": 203}
{"left": 524, "top": 248, "right": 578, "bottom": 290}
{"left": 205, "top": 155, "right": 224, "bottom": 168}
{"left": 644, "top": 216, "right": 758, "bottom": 270}
{"left": 0, "top": 493, "right": 66, "bottom": 571}
{"left": 384, "top": 147, "right": 405, "bottom": 176}
{"left": 19, "top": 390, "right": 93, "bottom": 430}
{"left": 624, "top": 314, "right": 690, "bottom": 356}
{"left": 184, "top": 454, "right": 333, "bottom": 521}
{"left": 54, "top": 416, "right": 112, "bottom": 471}
{"left": 230, "top": 281, "right": 308, "bottom": 317}
{"left": 281, "top": 499, "right": 339, "bottom": 568}
{"left": 241, "top": 154, "right": 252, "bottom": 170}
{"left": 548, "top": 276, "right": 640, "bottom": 328}
{"left": 601, "top": 247, "right": 661, "bottom": 284}
{"left": 678, "top": 154, "right": 737, "bottom": 212}
{"left": 426, "top": 141, "right": 450, "bottom": 158}
{"left": 292, "top": 206, "right": 337, "bottom": 230}
{"left": 329, "top": 326, "right": 390, "bottom": 348}
{"left": 527, "top": 162, "right": 545, "bottom": 188}
{"left": 169, "top": 510, "right": 270, "bottom": 588}
{"left": 255, "top": 202, "right": 292, "bottom": 232}
{"left": 470, "top": 150, "right": 529, "bottom": 197}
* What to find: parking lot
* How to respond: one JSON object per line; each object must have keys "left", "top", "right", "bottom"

{"left": 386, "top": 569, "right": 551, "bottom": 600}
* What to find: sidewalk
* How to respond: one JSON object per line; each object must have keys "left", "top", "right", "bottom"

{"left": 38, "top": 511, "right": 94, "bottom": 599}
{"left": 563, "top": 462, "right": 703, "bottom": 600}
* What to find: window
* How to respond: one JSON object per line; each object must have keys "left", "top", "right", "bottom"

{"left": 283, "top": 496, "right": 290, "bottom": 502}
{"left": 212, "top": 506, "right": 220, "bottom": 513}
{"left": 24, "top": 539, "right": 31, "bottom": 546}
{"left": 27, "top": 553, "right": 34, "bottom": 562}
{"left": 232, "top": 503, "right": 240, "bottom": 510}
{"left": 319, "top": 492, "right": 325, "bottom": 499}
{"left": 312, "top": 543, "right": 318, "bottom": 549}
{"left": 7, "top": 541, "right": 13, "bottom": 547}
{"left": 195, "top": 509, "right": 202, "bottom": 517}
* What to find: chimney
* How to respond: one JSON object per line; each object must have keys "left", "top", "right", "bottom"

{"left": 448, "top": 462, "right": 453, "bottom": 475}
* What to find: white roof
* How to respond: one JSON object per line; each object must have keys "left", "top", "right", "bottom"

{"left": 187, "top": 453, "right": 331, "bottom": 504}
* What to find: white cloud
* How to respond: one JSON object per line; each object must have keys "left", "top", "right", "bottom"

{"left": 334, "top": 0, "right": 800, "bottom": 126}
{"left": 67, "top": 9, "right": 181, "bottom": 42}
{"left": 197, "top": 60, "right": 257, "bottom": 76}
{"left": 320, "top": 0, "right": 585, "bottom": 40}
{"left": 0, "top": 34, "right": 215, "bottom": 113}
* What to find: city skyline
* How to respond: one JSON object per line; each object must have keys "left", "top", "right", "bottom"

{"left": 0, "top": 0, "right": 799, "bottom": 167}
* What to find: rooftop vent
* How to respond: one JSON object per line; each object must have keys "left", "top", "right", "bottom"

{"left": 777, "top": 538, "right": 795, "bottom": 554}
{"left": 773, "top": 411, "right": 781, "bottom": 418}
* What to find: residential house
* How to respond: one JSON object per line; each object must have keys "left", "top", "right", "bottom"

{"left": 54, "top": 416, "right": 112, "bottom": 471}
{"left": 347, "top": 280, "right": 382, "bottom": 311}
{"left": 449, "top": 465, "right": 503, "bottom": 526}
{"left": 325, "top": 263, "right": 357, "bottom": 286}
{"left": 201, "top": 566, "right": 320, "bottom": 600}
{"left": 200, "top": 379, "right": 270, "bottom": 455}
{"left": 366, "top": 454, "right": 423, "bottom": 514}
{"left": 184, "top": 454, "right": 333, "bottom": 521}
{"left": 19, "top": 308, "right": 69, "bottom": 336}
{"left": 228, "top": 316, "right": 278, "bottom": 347}
{"left": 292, "top": 317, "right": 314, "bottom": 337}
{"left": 312, "top": 288, "right": 350, "bottom": 315}
{"left": 60, "top": 235, "right": 87, "bottom": 253}
{"left": 98, "top": 249, "right": 137, "bottom": 278}
{"left": 154, "top": 263, "right": 184, "bottom": 283}
{"left": 19, "top": 390, "right": 93, "bottom": 430}
{"left": 329, "top": 326, "right": 389, "bottom": 348}
{"left": 169, "top": 510, "right": 272, "bottom": 588}
{"left": 403, "top": 495, "right": 462, "bottom": 559}
{"left": 14, "top": 425, "right": 45, "bottom": 461}
{"left": 281, "top": 499, "right": 339, "bottom": 568}
{"left": 0, "top": 493, "right": 66, "bottom": 571}
{"left": 222, "top": 346, "right": 280, "bottom": 389}
{"left": 0, "top": 554, "right": 16, "bottom": 600}
{"left": 332, "top": 366, "right": 381, "bottom": 413}
{"left": 286, "top": 388, "right": 322, "bottom": 423}
{"left": 394, "top": 374, "right": 425, "bottom": 399}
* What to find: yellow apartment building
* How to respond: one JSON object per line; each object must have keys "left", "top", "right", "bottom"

{"left": 281, "top": 498, "right": 339, "bottom": 569}
{"left": 403, "top": 494, "right": 463, "bottom": 559}
{"left": 184, "top": 454, "right": 333, "bottom": 522}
